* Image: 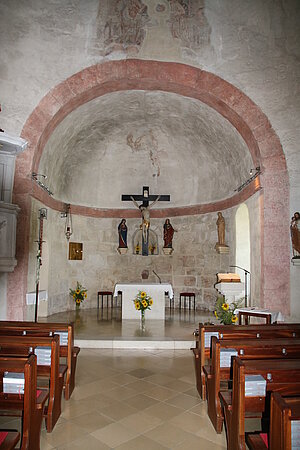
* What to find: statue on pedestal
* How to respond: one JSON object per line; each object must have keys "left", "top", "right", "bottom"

{"left": 118, "top": 219, "right": 128, "bottom": 254}
{"left": 215, "top": 212, "right": 229, "bottom": 254}
{"left": 291, "top": 212, "right": 300, "bottom": 259}
{"left": 163, "top": 219, "right": 176, "bottom": 254}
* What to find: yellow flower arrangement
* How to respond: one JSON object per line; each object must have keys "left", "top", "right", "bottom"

{"left": 133, "top": 290, "right": 153, "bottom": 317}
{"left": 213, "top": 296, "right": 243, "bottom": 325}
{"left": 69, "top": 281, "right": 87, "bottom": 307}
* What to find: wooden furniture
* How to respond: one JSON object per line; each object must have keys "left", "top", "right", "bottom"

{"left": 0, "top": 355, "right": 49, "bottom": 450}
{"left": 220, "top": 358, "right": 300, "bottom": 450}
{"left": 192, "top": 322, "right": 300, "bottom": 400}
{"left": 179, "top": 292, "right": 195, "bottom": 310}
{"left": 204, "top": 336, "right": 300, "bottom": 433}
{"left": 0, "top": 321, "right": 79, "bottom": 400}
{"left": 97, "top": 291, "right": 113, "bottom": 309}
{"left": 235, "top": 308, "right": 284, "bottom": 324}
{"left": 0, "top": 335, "right": 65, "bottom": 433}
{"left": 0, "top": 431, "right": 20, "bottom": 450}
{"left": 246, "top": 392, "right": 300, "bottom": 450}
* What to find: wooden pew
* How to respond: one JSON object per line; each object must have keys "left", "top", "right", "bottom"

{"left": 0, "top": 355, "right": 48, "bottom": 450}
{"left": 192, "top": 322, "right": 300, "bottom": 400}
{"left": 220, "top": 358, "right": 300, "bottom": 450}
{"left": 0, "top": 431, "right": 20, "bottom": 450}
{"left": 0, "top": 335, "right": 66, "bottom": 433}
{"left": 205, "top": 336, "right": 300, "bottom": 433}
{"left": 246, "top": 392, "right": 300, "bottom": 450}
{"left": 0, "top": 321, "right": 80, "bottom": 400}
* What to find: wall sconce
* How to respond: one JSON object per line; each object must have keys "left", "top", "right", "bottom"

{"left": 61, "top": 204, "right": 73, "bottom": 240}
{"left": 235, "top": 166, "right": 261, "bottom": 193}
{"left": 32, "top": 172, "right": 53, "bottom": 196}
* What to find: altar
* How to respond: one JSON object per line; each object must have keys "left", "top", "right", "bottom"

{"left": 113, "top": 283, "right": 173, "bottom": 320}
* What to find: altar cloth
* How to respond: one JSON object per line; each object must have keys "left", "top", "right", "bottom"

{"left": 114, "top": 283, "right": 173, "bottom": 320}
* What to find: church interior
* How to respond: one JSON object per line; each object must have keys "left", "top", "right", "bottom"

{"left": 0, "top": 0, "right": 300, "bottom": 449}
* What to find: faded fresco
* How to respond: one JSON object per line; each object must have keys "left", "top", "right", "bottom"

{"left": 126, "top": 130, "right": 161, "bottom": 178}
{"left": 96, "top": 0, "right": 210, "bottom": 57}
{"left": 167, "top": 0, "right": 211, "bottom": 51}
{"left": 97, "top": 0, "right": 149, "bottom": 55}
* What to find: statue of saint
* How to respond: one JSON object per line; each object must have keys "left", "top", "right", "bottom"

{"left": 130, "top": 195, "right": 160, "bottom": 245}
{"left": 291, "top": 212, "right": 300, "bottom": 258}
{"left": 118, "top": 219, "right": 128, "bottom": 248}
{"left": 163, "top": 219, "right": 176, "bottom": 248}
{"left": 216, "top": 212, "right": 225, "bottom": 246}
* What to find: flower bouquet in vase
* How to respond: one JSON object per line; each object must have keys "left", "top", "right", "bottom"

{"left": 69, "top": 281, "right": 87, "bottom": 310}
{"left": 133, "top": 291, "right": 153, "bottom": 330}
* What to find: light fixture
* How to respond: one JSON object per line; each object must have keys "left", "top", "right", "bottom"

{"left": 63, "top": 204, "right": 73, "bottom": 241}
{"left": 32, "top": 172, "right": 53, "bottom": 196}
{"left": 235, "top": 166, "right": 261, "bottom": 193}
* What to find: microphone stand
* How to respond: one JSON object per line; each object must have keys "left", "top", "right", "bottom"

{"left": 230, "top": 265, "right": 250, "bottom": 308}
{"left": 152, "top": 270, "right": 161, "bottom": 284}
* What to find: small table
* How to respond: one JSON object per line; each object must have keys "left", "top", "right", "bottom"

{"left": 234, "top": 307, "right": 284, "bottom": 325}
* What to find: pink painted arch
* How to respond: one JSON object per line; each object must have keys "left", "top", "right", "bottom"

{"left": 9, "top": 59, "right": 290, "bottom": 319}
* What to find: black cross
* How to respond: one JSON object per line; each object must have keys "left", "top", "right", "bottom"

{"left": 122, "top": 186, "right": 170, "bottom": 207}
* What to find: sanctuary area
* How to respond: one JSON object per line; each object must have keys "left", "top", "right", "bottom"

{"left": 0, "top": 2, "right": 300, "bottom": 448}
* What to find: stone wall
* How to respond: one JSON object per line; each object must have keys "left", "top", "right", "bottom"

{"left": 28, "top": 199, "right": 233, "bottom": 315}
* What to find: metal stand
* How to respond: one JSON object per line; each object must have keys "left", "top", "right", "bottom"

{"left": 230, "top": 265, "right": 251, "bottom": 307}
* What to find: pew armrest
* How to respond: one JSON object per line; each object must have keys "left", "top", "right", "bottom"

{"left": 246, "top": 433, "right": 268, "bottom": 450}
{"left": 73, "top": 346, "right": 80, "bottom": 357}
{"left": 203, "top": 365, "right": 212, "bottom": 378}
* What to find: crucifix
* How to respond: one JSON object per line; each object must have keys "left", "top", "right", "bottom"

{"left": 122, "top": 186, "right": 170, "bottom": 256}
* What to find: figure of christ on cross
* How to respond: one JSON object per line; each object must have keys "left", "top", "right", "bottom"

{"left": 122, "top": 186, "right": 170, "bottom": 256}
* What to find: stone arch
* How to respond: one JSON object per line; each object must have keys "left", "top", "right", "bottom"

{"left": 9, "top": 59, "right": 289, "bottom": 318}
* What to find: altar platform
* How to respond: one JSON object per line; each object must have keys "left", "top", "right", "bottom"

{"left": 42, "top": 307, "right": 212, "bottom": 350}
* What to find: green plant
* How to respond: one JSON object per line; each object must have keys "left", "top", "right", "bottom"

{"left": 214, "top": 296, "right": 243, "bottom": 325}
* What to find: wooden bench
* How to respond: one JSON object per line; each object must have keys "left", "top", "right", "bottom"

{"left": 0, "top": 321, "right": 80, "bottom": 399}
{"left": 220, "top": 358, "right": 300, "bottom": 450}
{"left": 0, "top": 355, "right": 49, "bottom": 450}
{"left": 246, "top": 392, "right": 300, "bottom": 450}
{"left": 205, "top": 336, "right": 300, "bottom": 433}
{"left": 0, "top": 431, "right": 20, "bottom": 450}
{"left": 0, "top": 335, "right": 66, "bottom": 433}
{"left": 192, "top": 323, "right": 300, "bottom": 400}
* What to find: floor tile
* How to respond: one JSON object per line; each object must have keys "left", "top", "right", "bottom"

{"left": 144, "top": 402, "right": 184, "bottom": 421}
{"left": 114, "top": 434, "right": 169, "bottom": 450}
{"left": 144, "top": 422, "right": 194, "bottom": 447}
{"left": 120, "top": 411, "right": 163, "bottom": 433}
{"left": 91, "top": 422, "right": 137, "bottom": 447}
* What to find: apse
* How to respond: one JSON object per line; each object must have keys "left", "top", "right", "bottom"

{"left": 38, "top": 90, "right": 252, "bottom": 209}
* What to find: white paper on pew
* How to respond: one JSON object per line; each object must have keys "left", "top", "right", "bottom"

{"left": 245, "top": 374, "right": 266, "bottom": 397}
{"left": 220, "top": 348, "right": 238, "bottom": 367}
{"left": 204, "top": 332, "right": 219, "bottom": 348}
{"left": 3, "top": 372, "right": 25, "bottom": 394}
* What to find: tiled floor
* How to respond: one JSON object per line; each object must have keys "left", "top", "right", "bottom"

{"left": 0, "top": 348, "right": 227, "bottom": 449}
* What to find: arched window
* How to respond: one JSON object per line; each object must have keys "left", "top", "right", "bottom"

{"left": 235, "top": 204, "right": 251, "bottom": 303}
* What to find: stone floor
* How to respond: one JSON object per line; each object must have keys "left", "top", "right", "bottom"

{"left": 0, "top": 308, "right": 261, "bottom": 448}
{"left": 0, "top": 347, "right": 228, "bottom": 449}
{"left": 41, "top": 307, "right": 213, "bottom": 349}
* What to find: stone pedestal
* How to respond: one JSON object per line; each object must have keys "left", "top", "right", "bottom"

{"left": 215, "top": 243, "right": 229, "bottom": 254}
{"left": 117, "top": 247, "right": 128, "bottom": 255}
{"left": 162, "top": 247, "right": 173, "bottom": 255}
{"left": 215, "top": 281, "right": 244, "bottom": 304}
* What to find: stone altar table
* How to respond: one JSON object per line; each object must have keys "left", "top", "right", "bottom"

{"left": 113, "top": 283, "right": 173, "bottom": 320}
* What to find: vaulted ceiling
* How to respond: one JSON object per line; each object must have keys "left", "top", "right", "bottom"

{"left": 39, "top": 90, "right": 252, "bottom": 209}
